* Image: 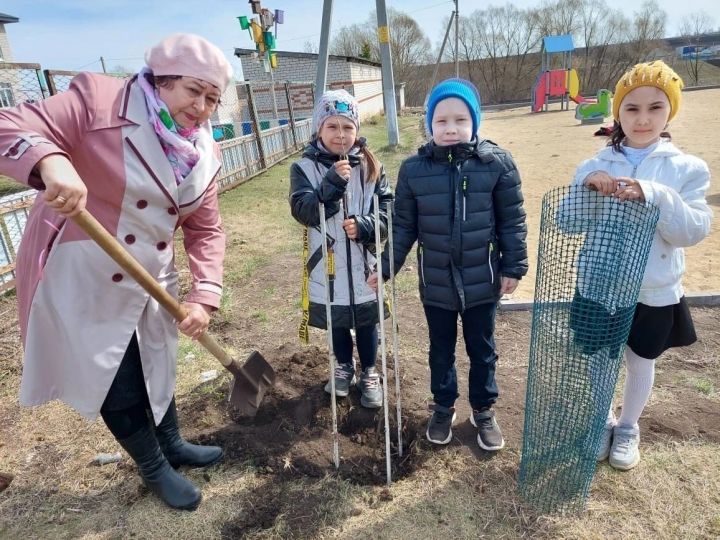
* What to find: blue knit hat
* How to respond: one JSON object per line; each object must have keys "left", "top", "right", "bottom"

{"left": 425, "top": 78, "right": 481, "bottom": 136}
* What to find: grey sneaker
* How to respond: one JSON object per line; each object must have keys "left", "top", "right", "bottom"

{"left": 471, "top": 408, "right": 505, "bottom": 451}
{"left": 596, "top": 420, "right": 615, "bottom": 461}
{"left": 357, "top": 367, "right": 383, "bottom": 408}
{"left": 609, "top": 425, "right": 640, "bottom": 471}
{"left": 324, "top": 362, "right": 356, "bottom": 397}
{"left": 426, "top": 404, "right": 456, "bottom": 445}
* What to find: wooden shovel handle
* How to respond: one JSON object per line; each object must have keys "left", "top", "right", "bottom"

{"left": 73, "top": 210, "right": 233, "bottom": 369}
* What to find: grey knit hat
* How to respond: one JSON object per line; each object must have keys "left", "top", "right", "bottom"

{"left": 312, "top": 89, "right": 359, "bottom": 136}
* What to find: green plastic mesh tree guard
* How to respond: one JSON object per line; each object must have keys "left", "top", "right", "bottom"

{"left": 518, "top": 185, "right": 660, "bottom": 514}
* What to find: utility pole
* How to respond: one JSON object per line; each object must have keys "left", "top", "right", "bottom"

{"left": 454, "top": 0, "right": 459, "bottom": 77}
{"left": 100, "top": 56, "right": 107, "bottom": 73}
{"left": 315, "top": 0, "right": 333, "bottom": 98}
{"left": 376, "top": 0, "right": 399, "bottom": 147}
{"left": 430, "top": 10, "right": 455, "bottom": 90}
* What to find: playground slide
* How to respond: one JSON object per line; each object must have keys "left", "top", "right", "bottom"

{"left": 567, "top": 68, "right": 582, "bottom": 102}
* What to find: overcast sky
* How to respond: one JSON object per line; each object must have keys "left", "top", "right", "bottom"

{"left": 3, "top": 0, "right": 718, "bottom": 77}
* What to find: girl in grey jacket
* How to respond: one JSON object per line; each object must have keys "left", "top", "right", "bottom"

{"left": 289, "top": 90, "right": 392, "bottom": 408}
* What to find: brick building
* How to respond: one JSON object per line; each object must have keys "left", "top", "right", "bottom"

{"left": 233, "top": 48, "right": 383, "bottom": 127}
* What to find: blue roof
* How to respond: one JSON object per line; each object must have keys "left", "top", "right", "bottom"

{"left": 543, "top": 35, "right": 574, "bottom": 53}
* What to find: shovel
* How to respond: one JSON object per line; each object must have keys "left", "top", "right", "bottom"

{"left": 72, "top": 209, "right": 276, "bottom": 416}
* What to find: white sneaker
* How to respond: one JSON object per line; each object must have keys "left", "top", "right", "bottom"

{"left": 609, "top": 425, "right": 640, "bottom": 470}
{"left": 596, "top": 420, "right": 615, "bottom": 461}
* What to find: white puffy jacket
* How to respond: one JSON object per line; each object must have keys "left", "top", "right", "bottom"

{"left": 572, "top": 140, "right": 712, "bottom": 306}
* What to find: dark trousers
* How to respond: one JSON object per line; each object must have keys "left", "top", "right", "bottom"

{"left": 424, "top": 303, "right": 499, "bottom": 410}
{"left": 101, "top": 333, "right": 152, "bottom": 438}
{"left": 332, "top": 325, "right": 378, "bottom": 370}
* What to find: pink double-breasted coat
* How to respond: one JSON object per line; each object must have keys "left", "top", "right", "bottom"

{"left": 0, "top": 73, "right": 225, "bottom": 423}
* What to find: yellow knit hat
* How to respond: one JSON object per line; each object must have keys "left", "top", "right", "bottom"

{"left": 612, "top": 60, "right": 684, "bottom": 122}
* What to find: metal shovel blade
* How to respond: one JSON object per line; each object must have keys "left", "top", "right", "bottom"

{"left": 227, "top": 350, "right": 276, "bottom": 417}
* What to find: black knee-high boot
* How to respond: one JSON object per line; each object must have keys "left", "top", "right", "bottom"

{"left": 155, "top": 397, "right": 223, "bottom": 468}
{"left": 102, "top": 403, "right": 202, "bottom": 511}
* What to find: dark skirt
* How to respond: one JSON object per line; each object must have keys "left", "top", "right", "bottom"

{"left": 569, "top": 293, "right": 696, "bottom": 360}
{"left": 627, "top": 297, "right": 696, "bottom": 359}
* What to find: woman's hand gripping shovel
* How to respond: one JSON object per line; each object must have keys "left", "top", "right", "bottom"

{"left": 73, "top": 210, "right": 276, "bottom": 417}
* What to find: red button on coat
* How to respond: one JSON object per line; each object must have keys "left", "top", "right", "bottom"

{"left": 124, "top": 234, "right": 136, "bottom": 245}
{"left": 156, "top": 241, "right": 168, "bottom": 251}
{"left": 137, "top": 200, "right": 148, "bottom": 209}
{"left": 112, "top": 273, "right": 123, "bottom": 282}
{"left": 168, "top": 207, "right": 177, "bottom": 215}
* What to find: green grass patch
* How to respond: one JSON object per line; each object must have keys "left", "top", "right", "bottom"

{"left": 0, "top": 175, "right": 27, "bottom": 197}
{"left": 694, "top": 378, "right": 715, "bottom": 395}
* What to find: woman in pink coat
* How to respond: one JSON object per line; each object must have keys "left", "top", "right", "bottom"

{"left": 0, "top": 34, "right": 232, "bottom": 511}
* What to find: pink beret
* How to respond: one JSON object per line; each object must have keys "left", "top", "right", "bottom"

{"left": 145, "top": 33, "right": 233, "bottom": 92}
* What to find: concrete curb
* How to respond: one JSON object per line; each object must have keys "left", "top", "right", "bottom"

{"left": 498, "top": 292, "right": 720, "bottom": 312}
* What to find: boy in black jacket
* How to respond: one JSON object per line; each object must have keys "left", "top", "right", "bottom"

{"left": 369, "top": 78, "right": 528, "bottom": 449}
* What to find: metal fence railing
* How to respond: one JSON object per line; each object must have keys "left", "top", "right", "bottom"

{"left": 1, "top": 67, "right": 316, "bottom": 292}
{"left": 0, "top": 190, "right": 36, "bottom": 293}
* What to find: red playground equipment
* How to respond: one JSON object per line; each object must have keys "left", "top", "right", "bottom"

{"left": 531, "top": 35, "right": 578, "bottom": 113}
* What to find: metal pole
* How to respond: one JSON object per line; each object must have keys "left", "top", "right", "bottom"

{"left": 319, "top": 203, "right": 340, "bottom": 469}
{"left": 430, "top": 11, "right": 456, "bottom": 91}
{"left": 245, "top": 82, "right": 268, "bottom": 169}
{"left": 454, "top": 0, "right": 459, "bottom": 77}
{"left": 100, "top": 56, "right": 107, "bottom": 74}
{"left": 284, "top": 82, "right": 299, "bottom": 150}
{"left": 315, "top": 0, "right": 333, "bottom": 99}
{"left": 269, "top": 66, "right": 279, "bottom": 120}
{"left": 376, "top": 0, "right": 399, "bottom": 147}
{"left": 387, "top": 207, "right": 403, "bottom": 457}
{"left": 374, "top": 194, "right": 392, "bottom": 485}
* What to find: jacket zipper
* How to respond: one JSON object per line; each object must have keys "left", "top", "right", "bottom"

{"left": 488, "top": 241, "right": 495, "bottom": 284}
{"left": 419, "top": 245, "right": 427, "bottom": 287}
{"left": 462, "top": 176, "right": 468, "bottom": 221}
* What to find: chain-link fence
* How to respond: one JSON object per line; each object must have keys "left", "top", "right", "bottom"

{"left": 0, "top": 63, "right": 48, "bottom": 106}
{"left": 44, "top": 69, "right": 128, "bottom": 95}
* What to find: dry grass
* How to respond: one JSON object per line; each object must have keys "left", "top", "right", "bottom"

{"left": 2, "top": 101, "right": 720, "bottom": 539}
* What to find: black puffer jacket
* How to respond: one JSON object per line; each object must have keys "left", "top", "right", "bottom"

{"left": 381, "top": 139, "right": 528, "bottom": 311}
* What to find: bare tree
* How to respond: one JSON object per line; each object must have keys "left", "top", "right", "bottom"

{"left": 456, "top": 6, "right": 542, "bottom": 103}
{"left": 330, "top": 23, "right": 373, "bottom": 58}
{"left": 302, "top": 41, "right": 318, "bottom": 54}
{"left": 679, "top": 11, "right": 715, "bottom": 85}
{"left": 330, "top": 9, "right": 432, "bottom": 102}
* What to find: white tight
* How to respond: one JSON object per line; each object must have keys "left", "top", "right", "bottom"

{"left": 607, "top": 346, "right": 656, "bottom": 428}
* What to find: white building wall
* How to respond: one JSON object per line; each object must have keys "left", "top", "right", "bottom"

{"left": 0, "top": 25, "right": 14, "bottom": 62}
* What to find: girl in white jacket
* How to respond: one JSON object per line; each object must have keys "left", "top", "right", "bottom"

{"left": 572, "top": 61, "right": 712, "bottom": 470}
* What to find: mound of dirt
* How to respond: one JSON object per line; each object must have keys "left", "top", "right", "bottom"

{"left": 180, "top": 343, "right": 427, "bottom": 485}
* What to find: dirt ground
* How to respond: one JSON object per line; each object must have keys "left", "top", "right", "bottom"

{"left": 1, "top": 90, "right": 719, "bottom": 537}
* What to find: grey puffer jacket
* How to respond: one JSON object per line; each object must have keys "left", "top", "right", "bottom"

{"left": 290, "top": 139, "right": 393, "bottom": 329}
{"left": 381, "top": 139, "right": 528, "bottom": 311}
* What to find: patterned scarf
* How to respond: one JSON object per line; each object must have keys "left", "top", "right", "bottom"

{"left": 138, "top": 67, "right": 201, "bottom": 185}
